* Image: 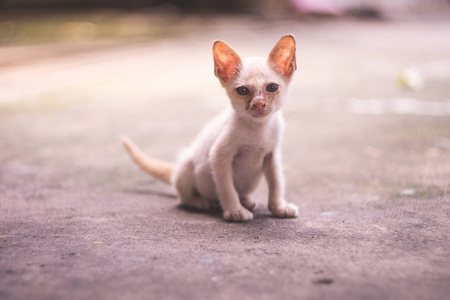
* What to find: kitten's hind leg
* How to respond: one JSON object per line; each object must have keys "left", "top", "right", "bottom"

{"left": 179, "top": 186, "right": 218, "bottom": 210}
{"left": 240, "top": 195, "right": 258, "bottom": 211}
{"left": 173, "top": 156, "right": 217, "bottom": 210}
{"left": 180, "top": 192, "right": 216, "bottom": 210}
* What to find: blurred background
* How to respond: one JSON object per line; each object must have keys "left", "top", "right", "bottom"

{"left": 2, "top": 3, "right": 450, "bottom": 299}
{"left": 1, "top": 0, "right": 450, "bottom": 47}
{"left": 1, "top": 0, "right": 450, "bottom": 195}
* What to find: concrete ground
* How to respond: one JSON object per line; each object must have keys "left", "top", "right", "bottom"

{"left": 1, "top": 17, "right": 450, "bottom": 300}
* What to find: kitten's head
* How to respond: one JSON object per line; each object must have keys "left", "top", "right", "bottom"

{"left": 213, "top": 35, "right": 296, "bottom": 122}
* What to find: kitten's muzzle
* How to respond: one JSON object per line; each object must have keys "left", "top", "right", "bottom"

{"left": 250, "top": 98, "right": 266, "bottom": 112}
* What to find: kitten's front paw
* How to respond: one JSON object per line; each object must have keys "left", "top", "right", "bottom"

{"left": 223, "top": 208, "right": 253, "bottom": 222}
{"left": 270, "top": 202, "right": 299, "bottom": 218}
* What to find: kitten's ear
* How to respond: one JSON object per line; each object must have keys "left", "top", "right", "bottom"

{"left": 213, "top": 41, "right": 242, "bottom": 84}
{"left": 268, "top": 35, "right": 297, "bottom": 79}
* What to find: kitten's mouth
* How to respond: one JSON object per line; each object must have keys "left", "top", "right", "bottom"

{"left": 250, "top": 109, "right": 270, "bottom": 118}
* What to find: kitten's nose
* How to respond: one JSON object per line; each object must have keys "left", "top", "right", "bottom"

{"left": 251, "top": 100, "right": 266, "bottom": 111}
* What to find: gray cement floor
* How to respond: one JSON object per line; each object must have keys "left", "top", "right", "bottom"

{"left": 1, "top": 18, "right": 450, "bottom": 300}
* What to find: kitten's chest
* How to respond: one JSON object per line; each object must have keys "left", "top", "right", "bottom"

{"left": 234, "top": 144, "right": 269, "bottom": 168}
{"left": 229, "top": 112, "right": 283, "bottom": 166}
{"left": 241, "top": 119, "right": 281, "bottom": 151}
{"left": 235, "top": 126, "right": 280, "bottom": 164}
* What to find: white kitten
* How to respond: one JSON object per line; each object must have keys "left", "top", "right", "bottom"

{"left": 123, "top": 35, "right": 298, "bottom": 222}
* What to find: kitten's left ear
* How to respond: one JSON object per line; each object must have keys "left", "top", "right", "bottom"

{"left": 268, "top": 35, "right": 297, "bottom": 79}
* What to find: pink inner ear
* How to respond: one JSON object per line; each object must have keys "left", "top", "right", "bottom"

{"left": 268, "top": 36, "right": 297, "bottom": 79}
{"left": 213, "top": 41, "right": 242, "bottom": 83}
{"left": 215, "top": 55, "right": 239, "bottom": 82}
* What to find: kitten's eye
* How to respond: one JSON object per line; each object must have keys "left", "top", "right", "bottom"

{"left": 236, "top": 86, "right": 250, "bottom": 96}
{"left": 266, "top": 83, "right": 278, "bottom": 93}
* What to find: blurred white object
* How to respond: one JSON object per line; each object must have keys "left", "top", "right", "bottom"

{"left": 290, "top": 0, "right": 342, "bottom": 15}
{"left": 398, "top": 66, "right": 424, "bottom": 90}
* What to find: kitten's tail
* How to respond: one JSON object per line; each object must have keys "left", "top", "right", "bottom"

{"left": 121, "top": 136, "right": 174, "bottom": 185}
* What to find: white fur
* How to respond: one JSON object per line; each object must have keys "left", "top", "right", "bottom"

{"left": 123, "top": 36, "right": 299, "bottom": 222}
{"left": 172, "top": 56, "right": 298, "bottom": 222}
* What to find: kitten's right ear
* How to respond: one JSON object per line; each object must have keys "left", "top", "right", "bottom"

{"left": 213, "top": 41, "right": 242, "bottom": 84}
{"left": 268, "top": 35, "right": 297, "bottom": 79}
